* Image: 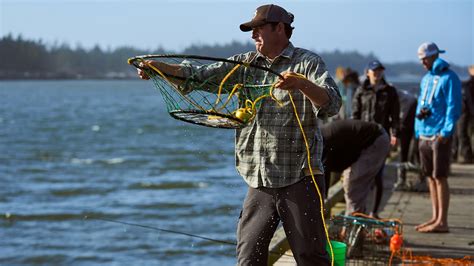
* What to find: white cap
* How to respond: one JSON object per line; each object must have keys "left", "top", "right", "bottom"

{"left": 417, "top": 42, "right": 445, "bottom": 59}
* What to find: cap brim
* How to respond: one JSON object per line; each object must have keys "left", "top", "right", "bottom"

{"left": 418, "top": 50, "right": 444, "bottom": 59}
{"left": 239, "top": 20, "right": 267, "bottom": 32}
{"left": 368, "top": 66, "right": 385, "bottom": 71}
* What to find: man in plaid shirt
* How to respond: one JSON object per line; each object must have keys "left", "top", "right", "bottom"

{"left": 138, "top": 4, "right": 341, "bottom": 265}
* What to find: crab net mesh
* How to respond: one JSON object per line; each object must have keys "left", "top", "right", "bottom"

{"left": 128, "top": 54, "right": 282, "bottom": 129}
{"left": 328, "top": 214, "right": 403, "bottom": 265}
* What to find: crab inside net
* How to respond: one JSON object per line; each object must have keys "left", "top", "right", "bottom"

{"left": 128, "top": 54, "right": 282, "bottom": 129}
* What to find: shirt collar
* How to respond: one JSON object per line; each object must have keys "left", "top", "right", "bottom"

{"left": 255, "top": 42, "right": 295, "bottom": 61}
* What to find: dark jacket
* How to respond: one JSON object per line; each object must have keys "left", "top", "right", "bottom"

{"left": 462, "top": 76, "right": 474, "bottom": 116}
{"left": 352, "top": 78, "right": 400, "bottom": 137}
{"left": 321, "top": 120, "right": 384, "bottom": 172}
{"left": 398, "top": 89, "right": 417, "bottom": 133}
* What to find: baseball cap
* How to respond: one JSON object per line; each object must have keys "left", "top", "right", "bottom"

{"left": 417, "top": 42, "right": 445, "bottom": 59}
{"left": 367, "top": 60, "right": 385, "bottom": 71}
{"left": 240, "top": 4, "right": 294, "bottom": 32}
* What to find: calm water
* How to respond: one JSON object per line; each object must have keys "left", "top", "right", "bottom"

{"left": 0, "top": 80, "right": 244, "bottom": 266}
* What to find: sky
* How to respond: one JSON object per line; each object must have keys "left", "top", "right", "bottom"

{"left": 1, "top": 0, "right": 473, "bottom": 66}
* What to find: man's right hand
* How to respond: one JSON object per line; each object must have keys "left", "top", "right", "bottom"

{"left": 437, "top": 135, "right": 448, "bottom": 144}
{"left": 137, "top": 60, "right": 153, "bottom": 80}
{"left": 136, "top": 60, "right": 184, "bottom": 85}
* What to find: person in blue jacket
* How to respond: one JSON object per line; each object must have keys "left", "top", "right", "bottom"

{"left": 414, "top": 42, "right": 462, "bottom": 233}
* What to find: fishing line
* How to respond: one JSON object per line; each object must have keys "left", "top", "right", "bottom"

{"left": 85, "top": 215, "right": 294, "bottom": 258}
{"left": 85, "top": 215, "right": 236, "bottom": 246}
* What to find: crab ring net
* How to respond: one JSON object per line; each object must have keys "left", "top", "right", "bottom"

{"left": 328, "top": 214, "right": 403, "bottom": 263}
{"left": 128, "top": 54, "right": 282, "bottom": 129}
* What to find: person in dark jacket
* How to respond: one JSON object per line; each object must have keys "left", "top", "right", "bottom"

{"left": 352, "top": 60, "right": 400, "bottom": 143}
{"left": 393, "top": 89, "right": 418, "bottom": 190}
{"left": 321, "top": 120, "right": 390, "bottom": 216}
{"left": 452, "top": 65, "right": 474, "bottom": 164}
{"left": 352, "top": 60, "right": 400, "bottom": 217}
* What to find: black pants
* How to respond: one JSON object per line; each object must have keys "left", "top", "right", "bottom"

{"left": 372, "top": 165, "right": 384, "bottom": 214}
{"left": 400, "top": 127, "right": 414, "bottom": 163}
{"left": 452, "top": 112, "right": 473, "bottom": 162}
{"left": 236, "top": 175, "right": 329, "bottom": 266}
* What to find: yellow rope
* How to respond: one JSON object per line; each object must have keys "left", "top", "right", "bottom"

{"left": 214, "top": 83, "right": 243, "bottom": 113}
{"left": 214, "top": 65, "right": 284, "bottom": 123}
{"left": 214, "top": 63, "right": 242, "bottom": 108}
{"left": 283, "top": 74, "right": 334, "bottom": 266}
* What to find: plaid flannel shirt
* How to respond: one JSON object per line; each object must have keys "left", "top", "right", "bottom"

{"left": 183, "top": 43, "right": 341, "bottom": 188}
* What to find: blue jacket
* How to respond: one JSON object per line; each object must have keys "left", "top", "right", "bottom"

{"left": 415, "top": 58, "right": 462, "bottom": 138}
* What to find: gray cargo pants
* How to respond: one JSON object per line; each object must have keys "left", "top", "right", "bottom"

{"left": 342, "top": 130, "right": 390, "bottom": 215}
{"left": 236, "top": 175, "right": 329, "bottom": 266}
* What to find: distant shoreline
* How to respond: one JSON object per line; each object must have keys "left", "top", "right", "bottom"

{"left": 1, "top": 35, "right": 470, "bottom": 85}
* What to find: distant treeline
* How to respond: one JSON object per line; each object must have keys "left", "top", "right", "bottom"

{"left": 0, "top": 34, "right": 468, "bottom": 80}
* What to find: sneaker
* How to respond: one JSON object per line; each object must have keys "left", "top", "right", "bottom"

{"left": 393, "top": 168, "right": 407, "bottom": 191}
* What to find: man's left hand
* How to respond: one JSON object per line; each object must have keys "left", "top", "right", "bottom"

{"left": 274, "top": 71, "right": 330, "bottom": 107}
{"left": 274, "top": 71, "right": 305, "bottom": 91}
